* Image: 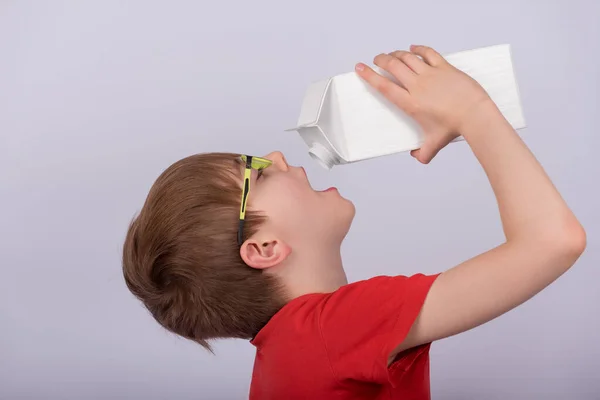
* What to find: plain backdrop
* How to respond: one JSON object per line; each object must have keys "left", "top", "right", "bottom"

{"left": 1, "top": 1, "right": 598, "bottom": 399}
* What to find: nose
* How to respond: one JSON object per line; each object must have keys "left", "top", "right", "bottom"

{"left": 264, "top": 151, "right": 289, "bottom": 171}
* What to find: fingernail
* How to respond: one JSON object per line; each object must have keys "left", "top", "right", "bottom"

{"left": 355, "top": 63, "right": 365, "bottom": 72}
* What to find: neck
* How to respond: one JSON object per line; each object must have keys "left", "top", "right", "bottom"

{"left": 274, "top": 244, "right": 347, "bottom": 300}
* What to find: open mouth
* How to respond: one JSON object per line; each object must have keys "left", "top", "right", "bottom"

{"left": 319, "top": 187, "right": 338, "bottom": 193}
{"left": 301, "top": 166, "right": 337, "bottom": 193}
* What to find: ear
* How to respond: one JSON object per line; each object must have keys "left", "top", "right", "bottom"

{"left": 240, "top": 237, "right": 292, "bottom": 270}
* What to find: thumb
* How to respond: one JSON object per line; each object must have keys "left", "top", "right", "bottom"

{"left": 410, "top": 149, "right": 422, "bottom": 160}
{"left": 412, "top": 145, "right": 439, "bottom": 164}
{"left": 412, "top": 134, "right": 453, "bottom": 164}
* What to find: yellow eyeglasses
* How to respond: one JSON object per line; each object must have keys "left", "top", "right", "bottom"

{"left": 238, "top": 155, "right": 273, "bottom": 245}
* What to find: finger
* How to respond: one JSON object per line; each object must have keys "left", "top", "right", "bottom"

{"left": 409, "top": 45, "right": 446, "bottom": 67}
{"left": 355, "top": 63, "right": 413, "bottom": 112}
{"left": 390, "top": 50, "right": 429, "bottom": 74}
{"left": 373, "top": 53, "right": 416, "bottom": 89}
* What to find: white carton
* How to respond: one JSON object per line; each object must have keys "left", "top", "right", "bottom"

{"left": 286, "top": 44, "right": 526, "bottom": 169}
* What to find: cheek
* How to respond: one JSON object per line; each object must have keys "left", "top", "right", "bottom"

{"left": 252, "top": 184, "right": 306, "bottom": 218}
{"left": 292, "top": 192, "right": 335, "bottom": 221}
{"left": 270, "top": 190, "right": 317, "bottom": 224}
{"left": 255, "top": 178, "right": 332, "bottom": 225}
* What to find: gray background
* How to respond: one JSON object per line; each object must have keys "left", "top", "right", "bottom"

{"left": 1, "top": 1, "right": 598, "bottom": 399}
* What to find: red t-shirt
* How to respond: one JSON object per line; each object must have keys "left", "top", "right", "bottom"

{"left": 249, "top": 273, "right": 440, "bottom": 399}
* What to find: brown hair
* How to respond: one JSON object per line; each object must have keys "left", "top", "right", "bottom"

{"left": 122, "top": 152, "right": 284, "bottom": 350}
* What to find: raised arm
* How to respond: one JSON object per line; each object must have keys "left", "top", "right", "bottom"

{"left": 355, "top": 45, "right": 586, "bottom": 361}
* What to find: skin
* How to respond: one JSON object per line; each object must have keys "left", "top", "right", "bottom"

{"left": 239, "top": 153, "right": 355, "bottom": 299}
{"left": 239, "top": 45, "right": 587, "bottom": 365}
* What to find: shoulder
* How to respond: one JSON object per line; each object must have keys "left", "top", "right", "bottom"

{"left": 322, "top": 274, "right": 439, "bottom": 308}
{"left": 250, "top": 292, "right": 327, "bottom": 347}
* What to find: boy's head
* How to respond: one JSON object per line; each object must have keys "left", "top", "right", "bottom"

{"left": 122, "top": 151, "right": 355, "bottom": 349}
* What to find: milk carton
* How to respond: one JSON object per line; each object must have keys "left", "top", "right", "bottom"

{"left": 286, "top": 44, "right": 526, "bottom": 169}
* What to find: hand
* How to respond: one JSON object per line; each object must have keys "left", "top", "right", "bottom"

{"left": 356, "top": 45, "right": 494, "bottom": 164}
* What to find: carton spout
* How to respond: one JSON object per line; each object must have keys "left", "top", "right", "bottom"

{"left": 308, "top": 142, "right": 337, "bottom": 170}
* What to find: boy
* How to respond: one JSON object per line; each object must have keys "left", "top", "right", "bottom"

{"left": 122, "top": 45, "right": 586, "bottom": 399}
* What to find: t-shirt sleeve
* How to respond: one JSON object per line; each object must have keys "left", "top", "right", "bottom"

{"left": 318, "top": 273, "right": 440, "bottom": 384}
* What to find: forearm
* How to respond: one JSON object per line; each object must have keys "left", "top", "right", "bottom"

{"left": 461, "top": 101, "right": 583, "bottom": 243}
{"left": 399, "top": 105, "right": 586, "bottom": 348}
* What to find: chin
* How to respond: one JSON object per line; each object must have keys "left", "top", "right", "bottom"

{"left": 336, "top": 198, "right": 356, "bottom": 239}
{"left": 341, "top": 194, "right": 355, "bottom": 214}
{"left": 344, "top": 198, "right": 356, "bottom": 221}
